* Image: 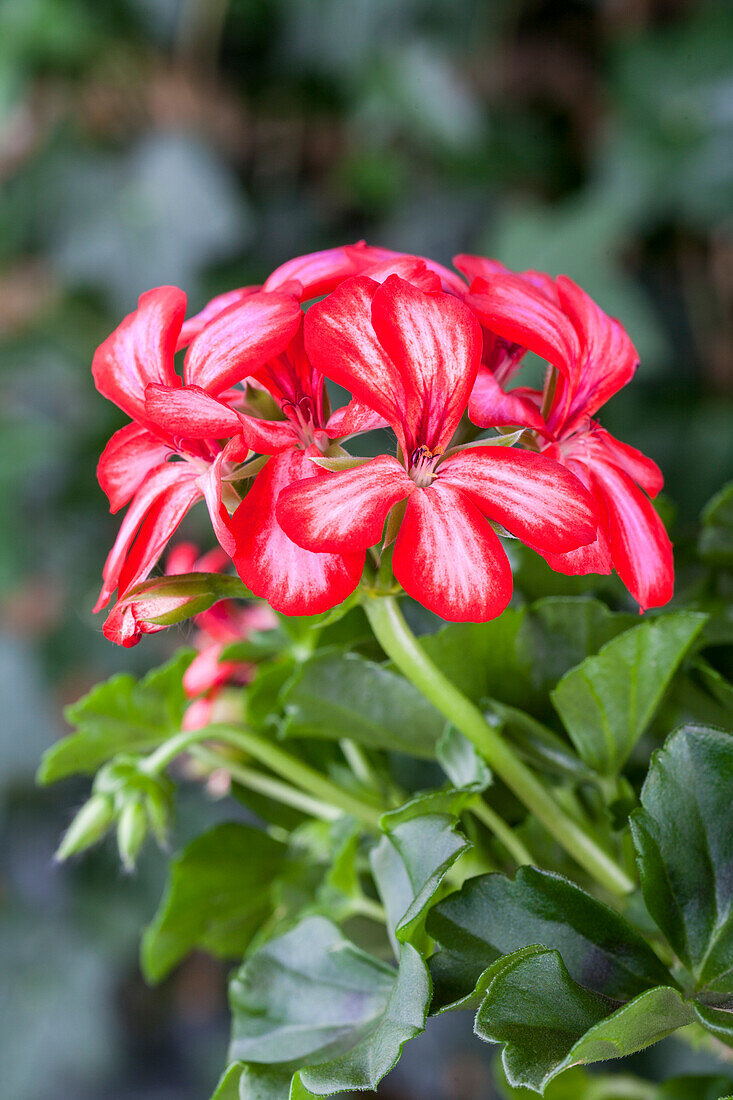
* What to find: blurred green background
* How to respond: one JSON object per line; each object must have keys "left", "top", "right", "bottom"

{"left": 1, "top": 1, "right": 731, "bottom": 1097}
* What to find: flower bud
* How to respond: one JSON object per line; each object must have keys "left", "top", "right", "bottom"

{"left": 145, "top": 788, "right": 171, "bottom": 846}
{"left": 55, "top": 793, "right": 115, "bottom": 862}
{"left": 103, "top": 574, "right": 226, "bottom": 648}
{"left": 117, "top": 798, "right": 148, "bottom": 872}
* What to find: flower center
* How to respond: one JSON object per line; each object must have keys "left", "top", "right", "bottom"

{"left": 281, "top": 394, "right": 319, "bottom": 448}
{"left": 409, "top": 444, "right": 443, "bottom": 487}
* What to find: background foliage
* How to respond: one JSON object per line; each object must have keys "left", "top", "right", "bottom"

{"left": 1, "top": 0, "right": 731, "bottom": 1097}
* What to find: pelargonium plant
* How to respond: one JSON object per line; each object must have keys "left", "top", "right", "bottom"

{"left": 41, "top": 243, "right": 733, "bottom": 1099}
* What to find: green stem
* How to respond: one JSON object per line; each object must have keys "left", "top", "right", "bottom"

{"left": 471, "top": 799, "right": 533, "bottom": 866}
{"left": 147, "top": 723, "right": 382, "bottom": 830}
{"left": 190, "top": 746, "right": 342, "bottom": 822}
{"left": 364, "top": 597, "right": 634, "bottom": 897}
{"left": 339, "top": 739, "right": 378, "bottom": 789}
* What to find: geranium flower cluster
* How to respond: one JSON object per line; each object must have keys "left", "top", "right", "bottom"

{"left": 92, "top": 242, "right": 673, "bottom": 645}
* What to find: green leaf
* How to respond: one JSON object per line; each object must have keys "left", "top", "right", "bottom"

{"left": 228, "top": 916, "right": 429, "bottom": 1093}
{"left": 693, "top": 1003, "right": 733, "bottom": 1047}
{"left": 299, "top": 944, "right": 429, "bottom": 1094}
{"left": 416, "top": 598, "right": 637, "bottom": 713}
{"left": 210, "top": 1063, "right": 244, "bottom": 1100}
{"left": 493, "top": 1060, "right": 660, "bottom": 1100}
{"left": 283, "top": 652, "right": 445, "bottom": 758}
{"left": 427, "top": 866, "right": 671, "bottom": 1012}
{"left": 417, "top": 607, "right": 531, "bottom": 707}
{"left": 551, "top": 612, "right": 706, "bottom": 775}
{"left": 700, "top": 481, "right": 733, "bottom": 567}
{"left": 520, "top": 599, "right": 639, "bottom": 697}
{"left": 371, "top": 814, "right": 469, "bottom": 951}
{"left": 212, "top": 1064, "right": 318, "bottom": 1100}
{"left": 436, "top": 726, "right": 492, "bottom": 790}
{"left": 476, "top": 947, "right": 694, "bottom": 1092}
{"left": 141, "top": 823, "right": 288, "bottom": 983}
{"left": 38, "top": 651, "right": 194, "bottom": 784}
{"left": 630, "top": 725, "right": 733, "bottom": 993}
{"left": 483, "top": 700, "right": 593, "bottom": 782}
{"left": 657, "top": 1076, "right": 733, "bottom": 1100}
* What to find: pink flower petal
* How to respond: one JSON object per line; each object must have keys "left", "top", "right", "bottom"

{"left": 183, "top": 290, "right": 302, "bottom": 394}
{"left": 437, "top": 446, "right": 598, "bottom": 554}
{"left": 393, "top": 482, "right": 513, "bottom": 621}
{"left": 92, "top": 286, "right": 185, "bottom": 427}
{"left": 370, "top": 275, "right": 482, "bottom": 453}
{"left": 277, "top": 454, "right": 414, "bottom": 553}
{"left": 97, "top": 422, "right": 171, "bottom": 513}
{"left": 591, "top": 460, "right": 674, "bottom": 611}
{"left": 176, "top": 286, "right": 261, "bottom": 350}
{"left": 468, "top": 369, "right": 546, "bottom": 432}
{"left": 231, "top": 449, "right": 364, "bottom": 615}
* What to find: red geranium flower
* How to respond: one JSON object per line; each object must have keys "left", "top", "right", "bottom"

{"left": 275, "top": 274, "right": 599, "bottom": 622}
{"left": 150, "top": 256, "right": 446, "bottom": 616}
{"left": 460, "top": 256, "right": 674, "bottom": 610}
{"left": 93, "top": 284, "right": 302, "bottom": 620}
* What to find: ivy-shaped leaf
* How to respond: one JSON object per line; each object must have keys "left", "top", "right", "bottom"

{"left": 371, "top": 813, "right": 469, "bottom": 953}
{"left": 427, "top": 866, "right": 671, "bottom": 1012}
{"left": 282, "top": 651, "right": 445, "bottom": 757}
{"left": 38, "top": 651, "right": 194, "bottom": 784}
{"left": 475, "top": 947, "right": 694, "bottom": 1093}
{"left": 141, "top": 823, "right": 288, "bottom": 983}
{"left": 416, "top": 597, "right": 638, "bottom": 714}
{"left": 551, "top": 612, "right": 706, "bottom": 775}
{"left": 227, "top": 916, "right": 430, "bottom": 1096}
{"left": 630, "top": 724, "right": 733, "bottom": 994}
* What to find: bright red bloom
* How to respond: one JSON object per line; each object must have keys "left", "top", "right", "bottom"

{"left": 159, "top": 256, "right": 445, "bottom": 616}
{"left": 460, "top": 257, "right": 673, "bottom": 610}
{"left": 93, "top": 285, "right": 302, "bottom": 622}
{"left": 276, "top": 274, "right": 599, "bottom": 622}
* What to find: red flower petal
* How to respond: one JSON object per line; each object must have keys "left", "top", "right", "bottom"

{"left": 393, "top": 483, "right": 513, "bottom": 621}
{"left": 359, "top": 246, "right": 468, "bottom": 296}
{"left": 97, "top": 422, "right": 171, "bottom": 513}
{"left": 534, "top": 459, "right": 613, "bottom": 576}
{"left": 277, "top": 455, "right": 414, "bottom": 553}
{"left": 92, "top": 286, "right": 185, "bottom": 427}
{"left": 549, "top": 276, "right": 638, "bottom": 430}
{"left": 95, "top": 462, "right": 197, "bottom": 612}
{"left": 176, "top": 286, "right": 261, "bottom": 350}
{"left": 370, "top": 275, "right": 482, "bottom": 453}
{"left": 263, "top": 244, "right": 372, "bottom": 298}
{"left": 465, "top": 274, "right": 580, "bottom": 387}
{"left": 183, "top": 290, "right": 302, "bottom": 394}
{"left": 362, "top": 255, "right": 442, "bottom": 293}
{"left": 325, "top": 398, "right": 387, "bottom": 438}
{"left": 197, "top": 451, "right": 236, "bottom": 557}
{"left": 115, "top": 475, "right": 203, "bottom": 600}
{"left": 145, "top": 383, "right": 244, "bottom": 438}
{"left": 231, "top": 449, "right": 364, "bottom": 615}
{"left": 593, "top": 427, "right": 663, "bottom": 499}
{"left": 591, "top": 460, "right": 674, "bottom": 611}
{"left": 468, "top": 369, "right": 546, "bottom": 432}
{"left": 183, "top": 643, "right": 238, "bottom": 697}
{"left": 437, "top": 446, "right": 598, "bottom": 554}
{"left": 453, "top": 254, "right": 511, "bottom": 283}
{"left": 304, "top": 276, "right": 408, "bottom": 447}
